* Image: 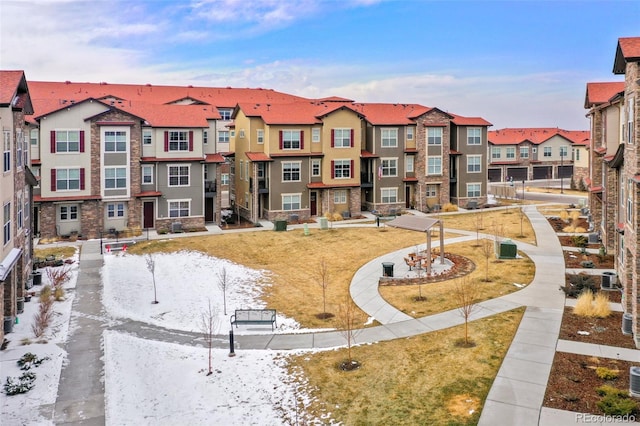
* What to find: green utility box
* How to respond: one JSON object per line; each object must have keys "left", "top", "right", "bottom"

{"left": 495, "top": 239, "right": 517, "bottom": 259}
{"left": 274, "top": 220, "right": 287, "bottom": 231}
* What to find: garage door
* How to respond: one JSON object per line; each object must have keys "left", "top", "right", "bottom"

{"left": 557, "top": 165, "right": 573, "bottom": 179}
{"left": 533, "top": 166, "right": 553, "bottom": 180}
{"left": 506, "top": 167, "right": 527, "bottom": 182}
{"left": 488, "top": 168, "right": 502, "bottom": 182}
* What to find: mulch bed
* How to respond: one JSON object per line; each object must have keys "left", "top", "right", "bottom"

{"left": 564, "top": 251, "right": 615, "bottom": 269}
{"left": 563, "top": 274, "right": 622, "bottom": 303}
{"left": 379, "top": 253, "right": 475, "bottom": 286}
{"left": 558, "top": 235, "right": 600, "bottom": 249}
{"left": 548, "top": 217, "right": 590, "bottom": 232}
{"left": 544, "top": 352, "right": 636, "bottom": 415}
{"left": 559, "top": 307, "right": 634, "bottom": 349}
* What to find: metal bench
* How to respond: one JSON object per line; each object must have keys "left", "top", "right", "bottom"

{"left": 230, "top": 309, "right": 277, "bottom": 331}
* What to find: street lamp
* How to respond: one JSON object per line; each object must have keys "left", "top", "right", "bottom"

{"left": 560, "top": 150, "right": 564, "bottom": 194}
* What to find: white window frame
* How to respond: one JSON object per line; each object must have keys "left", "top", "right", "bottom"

{"left": 333, "top": 128, "right": 351, "bottom": 148}
{"left": 105, "top": 167, "right": 127, "bottom": 189}
{"left": 426, "top": 185, "right": 437, "bottom": 198}
{"left": 506, "top": 147, "right": 516, "bottom": 159}
{"left": 282, "top": 193, "right": 301, "bottom": 211}
{"left": 467, "top": 183, "right": 481, "bottom": 198}
{"left": 312, "top": 128, "right": 321, "bottom": 143}
{"left": 381, "top": 158, "right": 398, "bottom": 177}
{"left": 30, "top": 128, "right": 38, "bottom": 145}
{"left": 107, "top": 202, "right": 125, "bottom": 218}
{"left": 520, "top": 146, "right": 529, "bottom": 158}
{"left": 543, "top": 146, "right": 552, "bottom": 157}
{"left": 627, "top": 97, "right": 635, "bottom": 145}
{"left": 381, "top": 128, "right": 398, "bottom": 148}
{"left": 467, "top": 155, "right": 482, "bottom": 173}
{"left": 427, "top": 128, "right": 442, "bottom": 145}
{"left": 104, "top": 130, "right": 127, "bottom": 152}
{"left": 168, "top": 131, "right": 189, "bottom": 152}
{"left": 2, "top": 130, "right": 9, "bottom": 172}
{"left": 221, "top": 173, "right": 230, "bottom": 185}
{"left": 143, "top": 129, "right": 152, "bottom": 145}
{"left": 239, "top": 129, "right": 245, "bottom": 139}
{"left": 381, "top": 187, "right": 398, "bottom": 203}
{"left": 218, "top": 131, "right": 229, "bottom": 144}
{"left": 218, "top": 109, "right": 232, "bottom": 121}
{"left": 56, "top": 168, "right": 81, "bottom": 191}
{"left": 406, "top": 155, "right": 414, "bottom": 173}
{"left": 257, "top": 129, "right": 264, "bottom": 144}
{"left": 560, "top": 146, "right": 568, "bottom": 158}
{"left": 203, "top": 130, "right": 208, "bottom": 145}
{"left": 168, "top": 165, "right": 190, "bottom": 187}
{"left": 467, "top": 128, "right": 481, "bottom": 145}
{"left": 334, "top": 190, "right": 347, "bottom": 204}
{"left": 282, "top": 130, "right": 301, "bottom": 150}
{"left": 55, "top": 130, "right": 80, "bottom": 153}
{"left": 16, "top": 129, "right": 23, "bottom": 169}
{"left": 59, "top": 204, "right": 78, "bottom": 221}
{"left": 627, "top": 179, "right": 633, "bottom": 225}
{"left": 3, "top": 202, "right": 10, "bottom": 245}
{"left": 491, "top": 147, "right": 501, "bottom": 159}
{"left": 169, "top": 199, "right": 190, "bottom": 218}
{"left": 311, "top": 159, "right": 321, "bottom": 177}
{"left": 333, "top": 159, "right": 351, "bottom": 179}
{"left": 407, "top": 127, "right": 414, "bottom": 140}
{"left": 427, "top": 156, "right": 442, "bottom": 175}
{"left": 282, "top": 161, "right": 301, "bottom": 182}
{"left": 142, "top": 165, "right": 154, "bottom": 184}
{"left": 17, "top": 192, "right": 23, "bottom": 230}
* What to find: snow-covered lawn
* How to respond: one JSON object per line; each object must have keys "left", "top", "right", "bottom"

{"left": 2, "top": 248, "right": 329, "bottom": 425}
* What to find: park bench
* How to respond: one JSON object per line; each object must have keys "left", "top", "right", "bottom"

{"left": 103, "top": 240, "right": 136, "bottom": 253}
{"left": 230, "top": 309, "right": 277, "bottom": 331}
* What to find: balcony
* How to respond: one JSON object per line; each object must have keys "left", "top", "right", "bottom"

{"left": 204, "top": 180, "right": 216, "bottom": 194}
{"left": 361, "top": 173, "right": 374, "bottom": 188}
{"left": 249, "top": 177, "right": 269, "bottom": 194}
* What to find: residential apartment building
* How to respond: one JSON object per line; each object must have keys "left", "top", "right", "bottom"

{"left": 27, "top": 82, "right": 306, "bottom": 238}
{"left": 586, "top": 37, "right": 640, "bottom": 345}
{"left": 0, "top": 71, "right": 37, "bottom": 339}
{"left": 487, "top": 128, "right": 590, "bottom": 185}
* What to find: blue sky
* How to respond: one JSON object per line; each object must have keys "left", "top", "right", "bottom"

{"left": 1, "top": 0, "right": 638, "bottom": 129}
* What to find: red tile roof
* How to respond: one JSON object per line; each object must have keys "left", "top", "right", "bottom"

{"left": 140, "top": 156, "right": 204, "bottom": 162}
{"left": 619, "top": 37, "right": 640, "bottom": 60}
{"left": 584, "top": 82, "right": 625, "bottom": 108}
{"left": 0, "top": 70, "right": 25, "bottom": 105}
{"left": 488, "top": 128, "right": 590, "bottom": 145}
{"left": 134, "top": 191, "right": 162, "bottom": 198}
{"left": 203, "top": 153, "right": 226, "bottom": 163}
{"left": 351, "top": 103, "right": 431, "bottom": 125}
{"left": 245, "top": 152, "right": 273, "bottom": 162}
{"left": 306, "top": 182, "right": 359, "bottom": 189}
{"left": 449, "top": 113, "right": 492, "bottom": 127}
{"left": 360, "top": 150, "right": 379, "bottom": 158}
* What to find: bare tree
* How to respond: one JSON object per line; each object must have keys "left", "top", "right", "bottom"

{"left": 337, "top": 298, "right": 364, "bottom": 370}
{"left": 473, "top": 211, "right": 484, "bottom": 247}
{"left": 145, "top": 254, "right": 159, "bottom": 304}
{"left": 415, "top": 261, "right": 426, "bottom": 301}
{"left": 479, "top": 238, "right": 494, "bottom": 282}
{"left": 314, "top": 258, "right": 332, "bottom": 319}
{"left": 454, "top": 277, "right": 479, "bottom": 346}
{"left": 216, "top": 265, "right": 235, "bottom": 316}
{"left": 200, "top": 299, "right": 219, "bottom": 376}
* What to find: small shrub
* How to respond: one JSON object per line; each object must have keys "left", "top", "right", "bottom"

{"left": 39, "top": 285, "right": 52, "bottom": 302}
{"left": 595, "top": 367, "right": 619, "bottom": 380}
{"left": 17, "top": 353, "right": 50, "bottom": 371}
{"left": 597, "top": 393, "right": 637, "bottom": 416}
{"left": 570, "top": 210, "right": 581, "bottom": 221}
{"left": 593, "top": 293, "right": 612, "bottom": 318}
{"left": 571, "top": 235, "right": 588, "bottom": 248}
{"left": 442, "top": 203, "right": 458, "bottom": 212}
{"left": 574, "top": 290, "right": 595, "bottom": 316}
{"left": 3, "top": 372, "right": 36, "bottom": 395}
{"left": 562, "top": 273, "right": 597, "bottom": 297}
{"left": 53, "top": 285, "right": 65, "bottom": 301}
{"left": 560, "top": 210, "right": 569, "bottom": 222}
{"left": 597, "top": 384, "right": 627, "bottom": 397}
{"left": 563, "top": 225, "right": 576, "bottom": 233}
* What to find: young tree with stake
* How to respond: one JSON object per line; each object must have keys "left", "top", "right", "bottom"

{"left": 145, "top": 254, "right": 159, "bottom": 304}
{"left": 200, "top": 299, "right": 219, "bottom": 376}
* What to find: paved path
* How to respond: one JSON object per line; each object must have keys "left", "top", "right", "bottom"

{"left": 54, "top": 206, "right": 640, "bottom": 425}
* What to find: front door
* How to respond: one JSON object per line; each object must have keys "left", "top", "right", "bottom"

{"left": 310, "top": 191, "right": 317, "bottom": 216}
{"left": 143, "top": 201, "right": 154, "bottom": 229}
{"left": 405, "top": 186, "right": 411, "bottom": 208}
{"left": 205, "top": 197, "right": 214, "bottom": 222}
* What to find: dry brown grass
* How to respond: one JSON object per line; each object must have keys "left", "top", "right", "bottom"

{"left": 435, "top": 208, "right": 536, "bottom": 243}
{"left": 379, "top": 242, "right": 534, "bottom": 317}
{"left": 128, "top": 227, "right": 427, "bottom": 328}
{"left": 34, "top": 246, "right": 77, "bottom": 261}
{"left": 289, "top": 307, "right": 525, "bottom": 425}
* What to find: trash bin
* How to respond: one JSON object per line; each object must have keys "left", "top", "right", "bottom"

{"left": 318, "top": 217, "right": 328, "bottom": 230}
{"left": 274, "top": 220, "right": 287, "bottom": 231}
{"left": 602, "top": 272, "right": 617, "bottom": 290}
{"left": 382, "top": 262, "right": 394, "bottom": 277}
{"left": 17, "top": 297, "right": 24, "bottom": 314}
{"left": 3, "top": 316, "right": 14, "bottom": 334}
{"left": 32, "top": 271, "right": 42, "bottom": 286}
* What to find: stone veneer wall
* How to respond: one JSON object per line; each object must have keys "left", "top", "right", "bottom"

{"left": 603, "top": 165, "right": 618, "bottom": 252}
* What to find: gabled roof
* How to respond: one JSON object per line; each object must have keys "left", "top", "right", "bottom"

{"left": 613, "top": 37, "right": 640, "bottom": 74}
{"left": 0, "top": 70, "right": 33, "bottom": 114}
{"left": 449, "top": 113, "right": 492, "bottom": 127}
{"left": 584, "top": 82, "right": 625, "bottom": 108}
{"left": 235, "top": 100, "right": 364, "bottom": 125}
{"left": 351, "top": 103, "right": 431, "bottom": 125}
{"left": 488, "top": 128, "right": 590, "bottom": 146}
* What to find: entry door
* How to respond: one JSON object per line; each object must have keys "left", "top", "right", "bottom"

{"left": 405, "top": 186, "right": 411, "bottom": 208}
{"left": 143, "top": 201, "right": 154, "bottom": 229}
{"left": 310, "top": 191, "right": 317, "bottom": 216}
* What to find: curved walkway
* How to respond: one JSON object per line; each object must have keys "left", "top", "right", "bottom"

{"left": 55, "top": 206, "right": 639, "bottom": 425}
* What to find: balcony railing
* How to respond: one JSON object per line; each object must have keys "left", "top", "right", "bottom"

{"left": 204, "top": 180, "right": 216, "bottom": 193}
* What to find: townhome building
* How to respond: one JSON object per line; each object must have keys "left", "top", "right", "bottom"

{"left": 592, "top": 36, "right": 640, "bottom": 345}
{"left": 584, "top": 81, "right": 625, "bottom": 254}
{"left": 0, "top": 70, "right": 37, "bottom": 339}
{"left": 487, "top": 128, "right": 590, "bottom": 186}
{"left": 27, "top": 81, "right": 305, "bottom": 238}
